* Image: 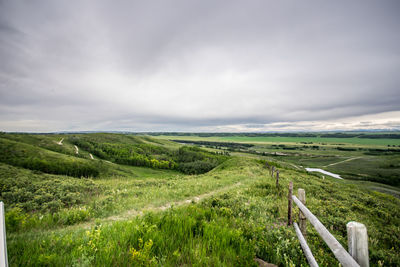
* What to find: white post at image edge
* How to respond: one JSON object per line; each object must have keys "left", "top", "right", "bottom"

{"left": 347, "top": 221, "right": 369, "bottom": 267}
{"left": 0, "top": 202, "right": 8, "bottom": 267}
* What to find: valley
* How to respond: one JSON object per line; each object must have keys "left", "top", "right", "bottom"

{"left": 0, "top": 132, "right": 399, "bottom": 266}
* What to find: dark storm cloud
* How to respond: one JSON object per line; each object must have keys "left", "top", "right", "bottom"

{"left": 0, "top": 0, "right": 399, "bottom": 132}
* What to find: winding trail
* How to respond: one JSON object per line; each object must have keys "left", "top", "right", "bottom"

{"left": 89, "top": 153, "right": 94, "bottom": 159}
{"left": 106, "top": 181, "right": 242, "bottom": 222}
{"left": 74, "top": 145, "right": 79, "bottom": 154}
{"left": 57, "top": 138, "right": 64, "bottom": 145}
{"left": 290, "top": 163, "right": 301, "bottom": 170}
{"left": 323, "top": 157, "right": 362, "bottom": 167}
{"left": 46, "top": 181, "right": 246, "bottom": 233}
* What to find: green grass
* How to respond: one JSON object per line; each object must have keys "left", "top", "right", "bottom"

{"left": 325, "top": 156, "right": 400, "bottom": 185}
{"left": 279, "top": 154, "right": 400, "bottom": 186}
{"left": 8, "top": 206, "right": 258, "bottom": 266}
{"left": 2, "top": 132, "right": 400, "bottom": 266}
{"left": 1, "top": 156, "right": 253, "bottom": 232}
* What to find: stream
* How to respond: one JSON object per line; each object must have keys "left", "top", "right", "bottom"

{"left": 305, "top": 168, "right": 343, "bottom": 179}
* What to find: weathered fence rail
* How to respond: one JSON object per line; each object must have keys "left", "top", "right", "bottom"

{"left": 294, "top": 222, "right": 318, "bottom": 267}
{"left": 0, "top": 202, "right": 8, "bottom": 267}
{"left": 289, "top": 185, "right": 369, "bottom": 267}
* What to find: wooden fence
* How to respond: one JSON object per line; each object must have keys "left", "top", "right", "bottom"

{"left": 288, "top": 184, "right": 369, "bottom": 267}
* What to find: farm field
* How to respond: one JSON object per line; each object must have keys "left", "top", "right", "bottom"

{"left": 153, "top": 134, "right": 400, "bottom": 146}
{"left": 157, "top": 133, "right": 400, "bottom": 187}
{"left": 0, "top": 133, "right": 399, "bottom": 266}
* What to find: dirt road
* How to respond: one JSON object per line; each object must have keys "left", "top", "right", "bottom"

{"left": 323, "top": 157, "right": 362, "bottom": 167}
{"left": 106, "top": 182, "right": 242, "bottom": 222}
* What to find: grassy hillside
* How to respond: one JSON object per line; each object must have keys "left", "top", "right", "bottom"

{"left": 67, "top": 133, "right": 228, "bottom": 174}
{"left": 0, "top": 133, "right": 229, "bottom": 230}
{"left": 0, "top": 133, "right": 228, "bottom": 176}
{"left": 1, "top": 133, "right": 399, "bottom": 266}
{"left": 0, "top": 137, "right": 101, "bottom": 177}
{"left": 5, "top": 156, "right": 400, "bottom": 266}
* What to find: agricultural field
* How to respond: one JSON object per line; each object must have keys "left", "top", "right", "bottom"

{"left": 152, "top": 132, "right": 400, "bottom": 146}
{"left": 0, "top": 132, "right": 399, "bottom": 266}
{"left": 156, "top": 133, "right": 400, "bottom": 188}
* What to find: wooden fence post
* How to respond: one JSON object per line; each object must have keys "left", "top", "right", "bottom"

{"left": 298, "top": 189, "right": 307, "bottom": 238}
{"left": 276, "top": 170, "right": 279, "bottom": 187}
{"left": 288, "top": 182, "right": 293, "bottom": 225}
{"left": 0, "top": 202, "right": 8, "bottom": 267}
{"left": 347, "top": 222, "right": 369, "bottom": 267}
{"left": 271, "top": 166, "right": 275, "bottom": 177}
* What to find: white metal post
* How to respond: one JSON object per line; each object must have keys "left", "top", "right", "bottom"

{"left": 0, "top": 202, "right": 8, "bottom": 267}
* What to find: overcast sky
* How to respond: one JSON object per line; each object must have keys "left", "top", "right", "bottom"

{"left": 1, "top": 0, "right": 399, "bottom": 132}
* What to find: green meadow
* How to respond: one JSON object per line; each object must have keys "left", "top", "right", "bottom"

{"left": 0, "top": 132, "right": 399, "bottom": 266}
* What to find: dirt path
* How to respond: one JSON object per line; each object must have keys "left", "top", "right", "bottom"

{"left": 57, "top": 138, "right": 64, "bottom": 145}
{"left": 290, "top": 163, "right": 301, "bottom": 170}
{"left": 39, "top": 180, "right": 247, "bottom": 233}
{"left": 74, "top": 145, "right": 79, "bottom": 154}
{"left": 89, "top": 153, "right": 94, "bottom": 159}
{"left": 323, "top": 157, "right": 362, "bottom": 167}
{"left": 106, "top": 181, "right": 242, "bottom": 222}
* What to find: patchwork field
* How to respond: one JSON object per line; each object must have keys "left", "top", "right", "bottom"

{"left": 153, "top": 133, "right": 400, "bottom": 146}
{"left": 155, "top": 133, "right": 400, "bottom": 187}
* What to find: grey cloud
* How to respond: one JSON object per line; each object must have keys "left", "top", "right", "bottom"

{"left": 0, "top": 0, "right": 400, "bottom": 132}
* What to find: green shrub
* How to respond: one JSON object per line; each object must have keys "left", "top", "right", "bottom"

{"left": 177, "top": 160, "right": 217, "bottom": 174}
{"left": 0, "top": 168, "right": 97, "bottom": 213}
{"left": 5, "top": 206, "right": 28, "bottom": 232}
